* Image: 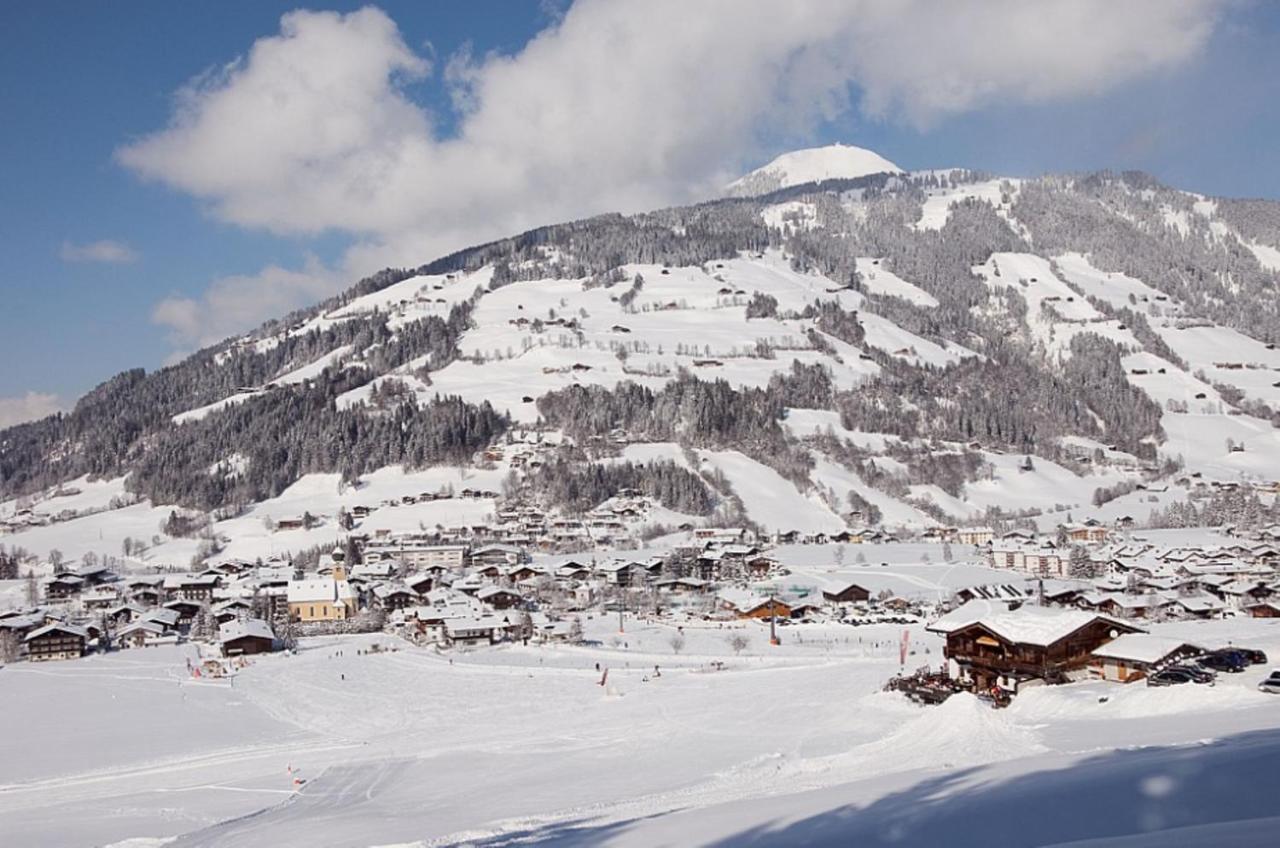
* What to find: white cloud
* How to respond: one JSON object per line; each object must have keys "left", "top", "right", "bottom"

{"left": 60, "top": 239, "right": 138, "bottom": 264}
{"left": 119, "top": 1, "right": 1225, "bottom": 347}
{"left": 0, "top": 392, "right": 63, "bottom": 428}
{"left": 151, "top": 256, "right": 342, "bottom": 350}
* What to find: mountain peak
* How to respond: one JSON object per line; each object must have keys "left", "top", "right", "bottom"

{"left": 725, "top": 143, "right": 902, "bottom": 197}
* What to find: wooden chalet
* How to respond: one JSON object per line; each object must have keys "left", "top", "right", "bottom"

{"left": 219, "top": 619, "right": 277, "bottom": 656}
{"left": 24, "top": 623, "right": 88, "bottom": 662}
{"left": 45, "top": 574, "right": 85, "bottom": 601}
{"left": 822, "top": 582, "right": 871, "bottom": 604}
{"left": 929, "top": 601, "right": 1141, "bottom": 693}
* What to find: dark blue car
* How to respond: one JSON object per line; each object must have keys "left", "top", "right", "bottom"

{"left": 1198, "top": 650, "right": 1249, "bottom": 673}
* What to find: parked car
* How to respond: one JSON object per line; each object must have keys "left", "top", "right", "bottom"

{"left": 1147, "top": 668, "right": 1195, "bottom": 687}
{"left": 1165, "top": 664, "right": 1215, "bottom": 684}
{"left": 1258, "top": 670, "right": 1280, "bottom": 694}
{"left": 1197, "top": 651, "right": 1249, "bottom": 674}
{"left": 1236, "top": 647, "right": 1268, "bottom": 665}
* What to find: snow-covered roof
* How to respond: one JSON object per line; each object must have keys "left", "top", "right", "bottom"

{"left": 118, "top": 620, "right": 167, "bottom": 637}
{"left": 371, "top": 583, "right": 416, "bottom": 599}
{"left": 445, "top": 615, "right": 506, "bottom": 635}
{"left": 477, "top": 585, "right": 520, "bottom": 600}
{"left": 143, "top": 609, "right": 180, "bottom": 627}
{"left": 25, "top": 622, "right": 88, "bottom": 641}
{"left": 1175, "top": 593, "right": 1226, "bottom": 612}
{"left": 287, "top": 577, "right": 355, "bottom": 604}
{"left": 1092, "top": 633, "right": 1199, "bottom": 664}
{"left": 218, "top": 618, "right": 274, "bottom": 644}
{"left": 929, "top": 600, "right": 1135, "bottom": 647}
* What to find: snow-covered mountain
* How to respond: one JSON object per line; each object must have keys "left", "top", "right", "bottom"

{"left": 725, "top": 143, "right": 902, "bottom": 197}
{"left": 4, "top": 149, "right": 1280, "bottom": 563}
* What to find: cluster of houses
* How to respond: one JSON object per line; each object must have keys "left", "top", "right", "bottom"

{"left": 971, "top": 527, "right": 1280, "bottom": 621}
{"left": 1, "top": 561, "right": 295, "bottom": 663}
{"left": 4, "top": 522, "right": 905, "bottom": 662}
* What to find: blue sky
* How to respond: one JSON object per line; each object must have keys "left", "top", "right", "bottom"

{"left": 1, "top": 1, "right": 1278, "bottom": 417}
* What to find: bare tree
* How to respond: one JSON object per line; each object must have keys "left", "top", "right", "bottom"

{"left": 727, "top": 632, "right": 750, "bottom": 655}
{"left": 669, "top": 633, "right": 686, "bottom": 654}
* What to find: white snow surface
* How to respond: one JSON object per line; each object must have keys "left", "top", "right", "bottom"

{"left": 726, "top": 144, "right": 901, "bottom": 196}
{"left": 4, "top": 611, "right": 1279, "bottom": 847}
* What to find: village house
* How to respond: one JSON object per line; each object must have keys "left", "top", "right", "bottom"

{"left": 371, "top": 584, "right": 420, "bottom": 612}
{"left": 360, "top": 545, "right": 471, "bottom": 571}
{"left": 472, "top": 544, "right": 523, "bottom": 567}
{"left": 45, "top": 573, "right": 85, "bottom": 602}
{"left": 349, "top": 561, "right": 398, "bottom": 581}
{"left": 596, "top": 560, "right": 635, "bottom": 586}
{"left": 718, "top": 590, "right": 791, "bottom": 620}
{"left": 405, "top": 573, "right": 437, "bottom": 595}
{"left": 24, "top": 622, "right": 89, "bottom": 662}
{"left": 957, "top": 526, "right": 995, "bottom": 547}
{"left": 477, "top": 586, "right": 524, "bottom": 610}
{"left": 1078, "top": 590, "right": 1175, "bottom": 621}
{"left": 104, "top": 602, "right": 147, "bottom": 627}
{"left": 219, "top": 619, "right": 277, "bottom": 656}
{"left": 1246, "top": 601, "right": 1280, "bottom": 618}
{"left": 952, "top": 583, "right": 1035, "bottom": 605}
{"left": 745, "top": 556, "right": 778, "bottom": 579}
{"left": 116, "top": 619, "right": 175, "bottom": 649}
{"left": 1214, "top": 579, "right": 1275, "bottom": 612}
{"left": 929, "top": 601, "right": 1141, "bottom": 693}
{"left": 212, "top": 599, "right": 252, "bottom": 625}
{"left": 142, "top": 608, "right": 182, "bottom": 632}
{"left": 1062, "top": 521, "right": 1109, "bottom": 544}
{"left": 80, "top": 584, "right": 120, "bottom": 611}
{"left": 163, "top": 598, "right": 204, "bottom": 626}
{"left": 655, "top": 577, "right": 709, "bottom": 594}
{"left": 822, "top": 582, "right": 871, "bottom": 604}
{"left": 163, "top": 574, "right": 219, "bottom": 603}
{"left": 445, "top": 616, "right": 504, "bottom": 647}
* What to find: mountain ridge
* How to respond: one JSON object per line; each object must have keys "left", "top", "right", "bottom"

{"left": 5, "top": 156, "right": 1280, "bottom": 564}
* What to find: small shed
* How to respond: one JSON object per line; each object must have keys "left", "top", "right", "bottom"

{"left": 1090, "top": 633, "right": 1202, "bottom": 682}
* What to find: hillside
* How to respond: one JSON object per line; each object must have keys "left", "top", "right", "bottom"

{"left": 4, "top": 150, "right": 1280, "bottom": 564}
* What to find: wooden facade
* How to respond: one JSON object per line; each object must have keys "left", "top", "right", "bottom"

{"left": 944, "top": 618, "right": 1140, "bottom": 691}
{"left": 738, "top": 599, "right": 791, "bottom": 620}
{"left": 25, "top": 625, "right": 87, "bottom": 662}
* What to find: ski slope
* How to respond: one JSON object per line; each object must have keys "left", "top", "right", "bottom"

{"left": 5, "top": 613, "right": 1280, "bottom": 847}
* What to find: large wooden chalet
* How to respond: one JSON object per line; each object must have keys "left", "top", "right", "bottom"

{"left": 929, "top": 601, "right": 1141, "bottom": 693}
{"left": 24, "top": 623, "right": 89, "bottom": 662}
